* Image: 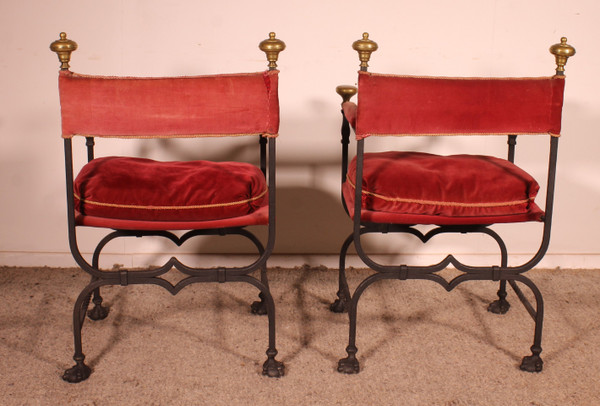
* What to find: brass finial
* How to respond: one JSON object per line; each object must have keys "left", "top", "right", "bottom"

{"left": 549, "top": 37, "right": 575, "bottom": 75}
{"left": 50, "top": 32, "right": 78, "bottom": 70}
{"left": 352, "top": 32, "right": 378, "bottom": 71}
{"left": 336, "top": 85, "right": 357, "bottom": 104}
{"left": 259, "top": 32, "right": 285, "bottom": 70}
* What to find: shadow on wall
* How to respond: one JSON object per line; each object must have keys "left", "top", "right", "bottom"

{"left": 200, "top": 186, "right": 354, "bottom": 254}
{"left": 132, "top": 135, "right": 356, "bottom": 256}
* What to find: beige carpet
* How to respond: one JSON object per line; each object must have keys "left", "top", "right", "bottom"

{"left": 1, "top": 265, "right": 599, "bottom": 405}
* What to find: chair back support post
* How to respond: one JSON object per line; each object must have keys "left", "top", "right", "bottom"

{"left": 340, "top": 112, "right": 352, "bottom": 214}
{"left": 63, "top": 138, "right": 78, "bottom": 258}
{"left": 257, "top": 32, "right": 284, "bottom": 257}
{"left": 85, "top": 137, "right": 95, "bottom": 162}
{"left": 348, "top": 33, "right": 378, "bottom": 226}
{"left": 63, "top": 138, "right": 104, "bottom": 278}
{"left": 515, "top": 38, "right": 576, "bottom": 271}
{"left": 351, "top": 138, "right": 386, "bottom": 272}
{"left": 265, "top": 138, "right": 277, "bottom": 255}
{"left": 259, "top": 135, "right": 267, "bottom": 176}
{"left": 52, "top": 34, "right": 101, "bottom": 277}
{"left": 505, "top": 135, "right": 560, "bottom": 274}
{"left": 523, "top": 135, "right": 560, "bottom": 270}
{"left": 507, "top": 135, "right": 517, "bottom": 163}
{"left": 340, "top": 113, "right": 351, "bottom": 183}
{"left": 353, "top": 139, "right": 365, "bottom": 232}
{"left": 542, "top": 118, "right": 560, "bottom": 234}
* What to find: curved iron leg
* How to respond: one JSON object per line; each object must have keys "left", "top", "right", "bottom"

{"left": 330, "top": 233, "right": 354, "bottom": 313}
{"left": 257, "top": 281, "right": 284, "bottom": 377}
{"left": 226, "top": 229, "right": 269, "bottom": 315}
{"left": 337, "top": 272, "right": 388, "bottom": 374}
{"left": 234, "top": 272, "right": 283, "bottom": 377}
{"left": 514, "top": 276, "right": 545, "bottom": 372}
{"left": 63, "top": 282, "right": 101, "bottom": 383}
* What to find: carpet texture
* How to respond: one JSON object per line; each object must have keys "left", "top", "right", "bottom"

{"left": 1, "top": 265, "right": 599, "bottom": 405}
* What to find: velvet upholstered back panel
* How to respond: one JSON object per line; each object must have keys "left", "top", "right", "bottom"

{"left": 349, "top": 71, "right": 565, "bottom": 140}
{"left": 59, "top": 70, "right": 279, "bottom": 138}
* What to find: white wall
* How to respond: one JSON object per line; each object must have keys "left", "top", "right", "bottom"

{"left": 1, "top": 0, "right": 598, "bottom": 268}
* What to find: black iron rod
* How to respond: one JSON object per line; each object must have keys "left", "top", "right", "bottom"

{"left": 509, "top": 280, "right": 537, "bottom": 319}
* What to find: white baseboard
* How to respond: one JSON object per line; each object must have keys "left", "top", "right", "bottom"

{"left": 1, "top": 251, "right": 598, "bottom": 269}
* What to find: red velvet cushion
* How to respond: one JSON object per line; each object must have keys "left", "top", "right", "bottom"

{"left": 74, "top": 157, "right": 267, "bottom": 221}
{"left": 344, "top": 151, "right": 542, "bottom": 221}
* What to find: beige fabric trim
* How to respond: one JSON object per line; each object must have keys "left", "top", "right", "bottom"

{"left": 65, "top": 70, "right": 273, "bottom": 81}
{"left": 346, "top": 177, "right": 532, "bottom": 208}
{"left": 359, "top": 71, "right": 563, "bottom": 81}
{"left": 75, "top": 188, "right": 267, "bottom": 211}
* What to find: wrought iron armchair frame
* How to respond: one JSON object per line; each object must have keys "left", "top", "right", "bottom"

{"left": 332, "top": 34, "right": 575, "bottom": 374}
{"left": 51, "top": 32, "right": 286, "bottom": 382}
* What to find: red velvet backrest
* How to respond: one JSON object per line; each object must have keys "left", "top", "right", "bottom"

{"left": 353, "top": 71, "right": 565, "bottom": 140}
{"left": 59, "top": 70, "right": 279, "bottom": 138}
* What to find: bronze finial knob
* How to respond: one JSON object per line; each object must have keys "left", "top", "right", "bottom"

{"left": 336, "top": 85, "right": 358, "bottom": 104}
{"left": 50, "top": 32, "right": 78, "bottom": 70}
{"left": 549, "top": 37, "right": 575, "bottom": 74}
{"left": 259, "top": 32, "right": 285, "bottom": 70}
{"left": 352, "top": 32, "right": 378, "bottom": 71}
